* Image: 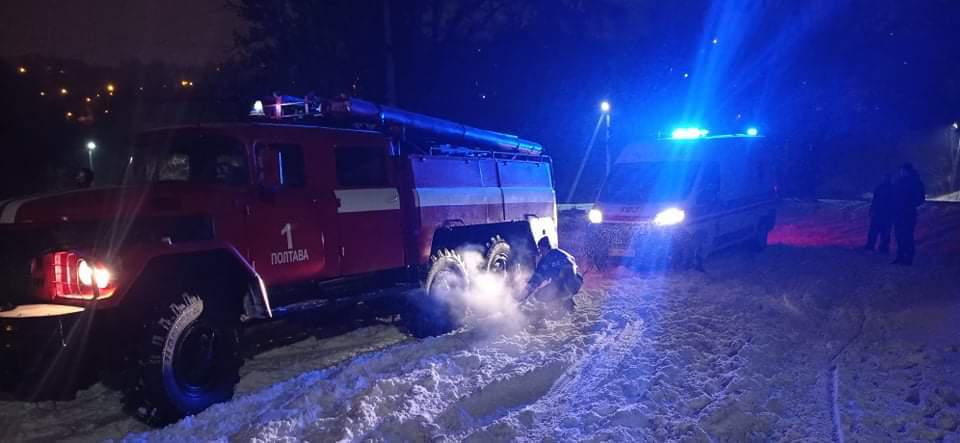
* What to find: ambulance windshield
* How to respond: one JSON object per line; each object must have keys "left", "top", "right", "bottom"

{"left": 598, "top": 161, "right": 700, "bottom": 204}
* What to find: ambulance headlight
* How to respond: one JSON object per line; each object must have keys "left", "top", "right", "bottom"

{"left": 588, "top": 209, "right": 604, "bottom": 224}
{"left": 653, "top": 207, "right": 685, "bottom": 226}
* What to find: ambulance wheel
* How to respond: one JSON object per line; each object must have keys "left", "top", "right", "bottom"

{"left": 128, "top": 289, "right": 242, "bottom": 425}
{"left": 671, "top": 234, "right": 705, "bottom": 271}
{"left": 405, "top": 249, "right": 469, "bottom": 338}
{"left": 752, "top": 225, "right": 770, "bottom": 251}
{"left": 593, "top": 255, "right": 612, "bottom": 271}
{"left": 484, "top": 236, "right": 513, "bottom": 274}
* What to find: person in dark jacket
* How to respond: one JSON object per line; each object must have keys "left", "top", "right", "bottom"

{"left": 520, "top": 237, "right": 583, "bottom": 313}
{"left": 74, "top": 168, "right": 94, "bottom": 188}
{"left": 891, "top": 163, "right": 925, "bottom": 265}
{"left": 864, "top": 173, "right": 894, "bottom": 252}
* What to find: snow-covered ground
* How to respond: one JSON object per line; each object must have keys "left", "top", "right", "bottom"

{"left": 1, "top": 200, "right": 959, "bottom": 442}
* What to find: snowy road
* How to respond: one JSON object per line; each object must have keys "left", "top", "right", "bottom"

{"left": 1, "top": 200, "right": 959, "bottom": 442}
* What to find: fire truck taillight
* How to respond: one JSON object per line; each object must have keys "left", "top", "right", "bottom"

{"left": 38, "top": 251, "right": 116, "bottom": 301}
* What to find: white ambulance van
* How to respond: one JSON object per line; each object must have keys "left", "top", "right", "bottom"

{"left": 586, "top": 130, "right": 778, "bottom": 268}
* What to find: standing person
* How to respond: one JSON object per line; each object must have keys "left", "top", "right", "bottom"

{"left": 891, "top": 163, "right": 925, "bottom": 265}
{"left": 864, "top": 173, "right": 894, "bottom": 252}
{"left": 74, "top": 168, "right": 94, "bottom": 189}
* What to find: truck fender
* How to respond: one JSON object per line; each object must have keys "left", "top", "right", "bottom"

{"left": 122, "top": 247, "right": 271, "bottom": 321}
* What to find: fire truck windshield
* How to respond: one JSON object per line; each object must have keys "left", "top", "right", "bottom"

{"left": 598, "top": 161, "right": 700, "bottom": 204}
{"left": 129, "top": 131, "right": 248, "bottom": 186}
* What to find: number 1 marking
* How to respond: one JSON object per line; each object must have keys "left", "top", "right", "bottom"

{"left": 281, "top": 223, "right": 293, "bottom": 249}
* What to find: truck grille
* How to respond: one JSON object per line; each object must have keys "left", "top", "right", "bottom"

{"left": 0, "top": 227, "right": 55, "bottom": 308}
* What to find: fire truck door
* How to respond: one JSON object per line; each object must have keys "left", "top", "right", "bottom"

{"left": 333, "top": 146, "right": 404, "bottom": 274}
{"left": 248, "top": 142, "right": 340, "bottom": 287}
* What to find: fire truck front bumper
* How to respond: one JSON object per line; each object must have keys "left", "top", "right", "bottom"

{"left": 587, "top": 222, "right": 694, "bottom": 259}
{"left": 0, "top": 304, "right": 90, "bottom": 398}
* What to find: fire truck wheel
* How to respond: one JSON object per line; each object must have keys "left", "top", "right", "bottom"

{"left": 129, "top": 290, "right": 242, "bottom": 425}
{"left": 484, "top": 235, "right": 513, "bottom": 274}
{"left": 405, "top": 249, "right": 469, "bottom": 338}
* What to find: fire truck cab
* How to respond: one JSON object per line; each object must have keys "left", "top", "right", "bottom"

{"left": 586, "top": 130, "right": 778, "bottom": 267}
{"left": 0, "top": 96, "right": 563, "bottom": 423}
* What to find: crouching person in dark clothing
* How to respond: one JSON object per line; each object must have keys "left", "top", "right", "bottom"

{"left": 891, "top": 163, "right": 925, "bottom": 265}
{"left": 865, "top": 173, "right": 894, "bottom": 253}
{"left": 521, "top": 237, "right": 583, "bottom": 316}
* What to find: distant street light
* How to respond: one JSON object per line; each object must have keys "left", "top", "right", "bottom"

{"left": 600, "top": 101, "right": 611, "bottom": 113}
{"left": 86, "top": 141, "right": 97, "bottom": 170}
{"left": 953, "top": 122, "right": 959, "bottom": 130}
{"left": 60, "top": 88, "right": 69, "bottom": 96}
{"left": 106, "top": 83, "right": 115, "bottom": 93}
{"left": 17, "top": 66, "right": 27, "bottom": 74}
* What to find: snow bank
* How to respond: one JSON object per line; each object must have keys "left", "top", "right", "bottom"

{"left": 1, "top": 200, "right": 958, "bottom": 442}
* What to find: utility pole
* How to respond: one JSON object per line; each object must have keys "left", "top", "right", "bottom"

{"left": 604, "top": 111, "right": 612, "bottom": 179}
{"left": 566, "top": 101, "right": 611, "bottom": 203}
{"left": 382, "top": 0, "right": 398, "bottom": 106}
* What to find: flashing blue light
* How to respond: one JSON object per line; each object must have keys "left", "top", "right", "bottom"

{"left": 746, "top": 127, "right": 759, "bottom": 137}
{"left": 671, "top": 127, "right": 709, "bottom": 139}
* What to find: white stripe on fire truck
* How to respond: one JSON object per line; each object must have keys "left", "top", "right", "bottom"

{"left": 0, "top": 199, "right": 24, "bottom": 223}
{"left": 0, "top": 187, "right": 120, "bottom": 224}
{"left": 501, "top": 187, "right": 556, "bottom": 204}
{"left": 413, "top": 187, "right": 502, "bottom": 208}
{"left": 335, "top": 188, "right": 401, "bottom": 213}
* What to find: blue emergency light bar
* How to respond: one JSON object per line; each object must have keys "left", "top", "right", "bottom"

{"left": 665, "top": 126, "right": 760, "bottom": 140}
{"left": 671, "top": 128, "right": 709, "bottom": 139}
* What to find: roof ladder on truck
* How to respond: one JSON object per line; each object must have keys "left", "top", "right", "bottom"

{"left": 250, "top": 95, "right": 543, "bottom": 157}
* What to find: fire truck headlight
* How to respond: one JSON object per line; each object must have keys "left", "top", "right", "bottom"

{"left": 78, "top": 259, "right": 111, "bottom": 289}
{"left": 588, "top": 209, "right": 604, "bottom": 224}
{"left": 653, "top": 207, "right": 686, "bottom": 226}
{"left": 78, "top": 259, "right": 93, "bottom": 286}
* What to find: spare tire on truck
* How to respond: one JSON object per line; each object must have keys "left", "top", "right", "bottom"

{"left": 404, "top": 249, "right": 469, "bottom": 338}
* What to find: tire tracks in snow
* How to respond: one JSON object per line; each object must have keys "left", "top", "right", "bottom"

{"left": 521, "top": 318, "right": 644, "bottom": 438}
{"left": 827, "top": 302, "right": 867, "bottom": 443}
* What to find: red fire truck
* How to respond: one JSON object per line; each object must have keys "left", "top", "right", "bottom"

{"left": 0, "top": 96, "right": 563, "bottom": 423}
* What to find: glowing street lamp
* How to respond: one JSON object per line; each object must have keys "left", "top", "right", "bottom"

{"left": 86, "top": 141, "right": 97, "bottom": 170}
{"left": 106, "top": 83, "right": 115, "bottom": 93}
{"left": 60, "top": 88, "right": 69, "bottom": 96}
{"left": 600, "top": 100, "right": 611, "bottom": 113}
{"left": 17, "top": 66, "right": 27, "bottom": 74}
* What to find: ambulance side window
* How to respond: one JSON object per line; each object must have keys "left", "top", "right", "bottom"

{"left": 335, "top": 147, "right": 388, "bottom": 188}
{"left": 265, "top": 144, "right": 306, "bottom": 188}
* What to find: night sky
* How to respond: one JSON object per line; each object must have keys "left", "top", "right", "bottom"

{"left": 0, "top": 0, "right": 239, "bottom": 67}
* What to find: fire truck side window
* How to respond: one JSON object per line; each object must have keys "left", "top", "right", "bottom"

{"left": 269, "top": 144, "right": 306, "bottom": 187}
{"left": 133, "top": 132, "right": 248, "bottom": 186}
{"left": 335, "top": 147, "right": 387, "bottom": 188}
